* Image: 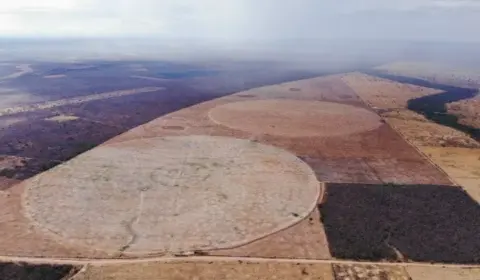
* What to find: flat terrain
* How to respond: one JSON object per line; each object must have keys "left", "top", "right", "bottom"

{"left": 420, "top": 147, "right": 480, "bottom": 201}
{"left": 376, "top": 62, "right": 480, "bottom": 88}
{"left": 0, "top": 87, "right": 164, "bottom": 116}
{"left": 374, "top": 63, "right": 480, "bottom": 139}
{"left": 24, "top": 136, "right": 319, "bottom": 255}
{"left": 320, "top": 183, "right": 479, "bottom": 263}
{"left": 73, "top": 261, "right": 335, "bottom": 280}
{"left": 344, "top": 72, "right": 480, "bottom": 203}
{"left": 342, "top": 72, "right": 442, "bottom": 110}
{"left": 0, "top": 61, "right": 479, "bottom": 279}
{"left": 0, "top": 60, "right": 321, "bottom": 190}
{"left": 208, "top": 99, "right": 382, "bottom": 137}
{"left": 1, "top": 74, "right": 459, "bottom": 262}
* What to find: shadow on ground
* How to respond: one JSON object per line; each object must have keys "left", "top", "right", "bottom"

{"left": 319, "top": 183, "right": 480, "bottom": 264}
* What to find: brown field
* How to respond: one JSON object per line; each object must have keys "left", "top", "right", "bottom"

{"left": 1, "top": 70, "right": 478, "bottom": 280}
{"left": 343, "top": 72, "right": 479, "bottom": 204}
{"left": 373, "top": 62, "right": 480, "bottom": 131}
{"left": 419, "top": 147, "right": 480, "bottom": 202}
{"left": 208, "top": 99, "right": 382, "bottom": 137}
{"left": 70, "top": 261, "right": 480, "bottom": 280}
{"left": 73, "top": 261, "right": 334, "bottom": 280}
{"left": 386, "top": 115, "right": 479, "bottom": 148}
{"left": 108, "top": 76, "right": 450, "bottom": 186}
{"left": 406, "top": 266, "right": 480, "bottom": 280}
{"left": 212, "top": 202, "right": 331, "bottom": 260}
{"left": 0, "top": 74, "right": 454, "bottom": 260}
{"left": 0, "top": 184, "right": 104, "bottom": 258}
{"left": 341, "top": 73, "right": 441, "bottom": 110}
{"left": 447, "top": 95, "right": 480, "bottom": 129}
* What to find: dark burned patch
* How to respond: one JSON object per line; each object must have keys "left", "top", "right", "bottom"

{"left": 161, "top": 125, "right": 185, "bottom": 131}
{"left": 237, "top": 94, "right": 255, "bottom": 98}
{"left": 319, "top": 183, "right": 480, "bottom": 264}
{"left": 0, "top": 158, "right": 62, "bottom": 190}
{"left": 0, "top": 262, "right": 80, "bottom": 280}
{"left": 338, "top": 94, "right": 353, "bottom": 99}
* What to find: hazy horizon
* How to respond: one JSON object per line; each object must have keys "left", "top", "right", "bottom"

{"left": 2, "top": 1, "right": 480, "bottom": 70}
{"left": 1, "top": 1, "right": 479, "bottom": 42}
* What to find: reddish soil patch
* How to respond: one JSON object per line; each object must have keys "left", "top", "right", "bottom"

{"left": 208, "top": 100, "right": 382, "bottom": 138}
{"left": 212, "top": 201, "right": 331, "bottom": 260}
{"left": 0, "top": 74, "right": 455, "bottom": 259}
{"left": 109, "top": 78, "right": 452, "bottom": 186}
{"left": 161, "top": 125, "right": 185, "bottom": 130}
{"left": 0, "top": 184, "right": 105, "bottom": 258}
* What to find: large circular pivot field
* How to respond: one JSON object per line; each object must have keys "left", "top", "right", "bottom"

{"left": 23, "top": 136, "right": 319, "bottom": 255}
{"left": 208, "top": 100, "right": 382, "bottom": 137}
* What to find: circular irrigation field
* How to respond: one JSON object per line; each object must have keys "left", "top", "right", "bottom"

{"left": 208, "top": 100, "right": 382, "bottom": 137}
{"left": 22, "top": 136, "right": 320, "bottom": 255}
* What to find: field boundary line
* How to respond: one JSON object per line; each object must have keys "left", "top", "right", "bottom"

{"left": 0, "top": 255, "right": 479, "bottom": 268}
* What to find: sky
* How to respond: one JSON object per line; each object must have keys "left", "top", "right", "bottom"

{"left": 0, "top": 0, "right": 479, "bottom": 43}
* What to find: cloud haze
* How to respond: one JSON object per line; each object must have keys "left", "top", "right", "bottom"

{"left": 0, "top": 0, "right": 479, "bottom": 43}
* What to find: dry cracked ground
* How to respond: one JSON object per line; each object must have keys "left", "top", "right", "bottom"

{"left": 0, "top": 66, "right": 479, "bottom": 279}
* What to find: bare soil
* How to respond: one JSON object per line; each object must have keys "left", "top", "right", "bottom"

{"left": 332, "top": 263, "right": 410, "bottom": 280}
{"left": 341, "top": 73, "right": 441, "bottom": 110}
{"left": 212, "top": 204, "right": 331, "bottom": 260}
{"left": 0, "top": 184, "right": 104, "bottom": 258}
{"left": 447, "top": 95, "right": 480, "bottom": 129}
{"left": 406, "top": 265, "right": 480, "bottom": 280}
{"left": 386, "top": 116, "right": 479, "bottom": 148}
{"left": 23, "top": 136, "right": 319, "bottom": 255}
{"left": 420, "top": 147, "right": 480, "bottom": 202}
{"left": 0, "top": 74, "right": 457, "bottom": 261}
{"left": 343, "top": 71, "right": 479, "bottom": 141}
{"left": 72, "top": 261, "right": 334, "bottom": 280}
{"left": 109, "top": 77, "right": 450, "bottom": 187}
{"left": 208, "top": 99, "right": 382, "bottom": 137}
